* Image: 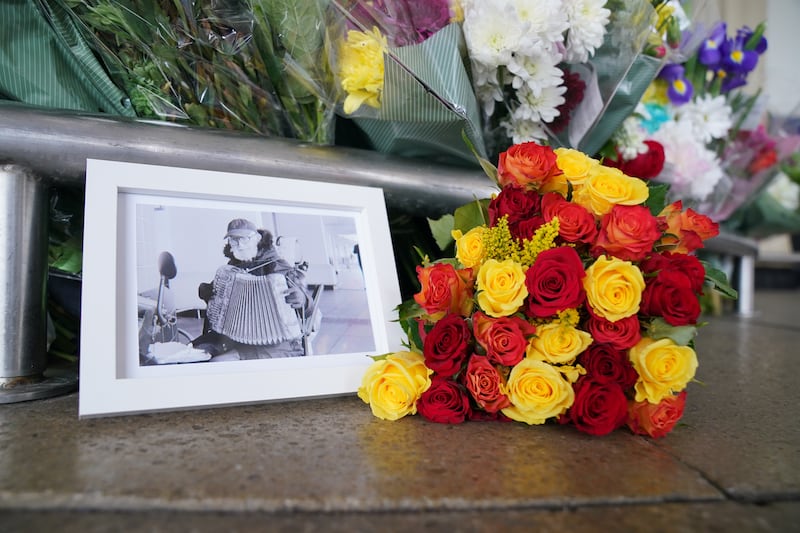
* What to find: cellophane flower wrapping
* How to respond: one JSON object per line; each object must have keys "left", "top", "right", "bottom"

{"left": 326, "top": 0, "right": 488, "bottom": 166}
{"left": 459, "top": 0, "right": 668, "bottom": 160}
{"left": 62, "top": 0, "right": 336, "bottom": 143}
{"left": 608, "top": 9, "right": 800, "bottom": 223}
{"left": 358, "top": 141, "right": 735, "bottom": 438}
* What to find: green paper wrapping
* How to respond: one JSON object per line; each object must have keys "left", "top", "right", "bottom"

{"left": 547, "top": 0, "right": 661, "bottom": 155}
{"left": 0, "top": 0, "right": 133, "bottom": 116}
{"left": 329, "top": 8, "right": 486, "bottom": 167}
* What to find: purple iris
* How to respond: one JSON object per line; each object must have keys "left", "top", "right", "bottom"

{"left": 720, "top": 72, "right": 748, "bottom": 93}
{"left": 667, "top": 76, "right": 693, "bottom": 105}
{"left": 659, "top": 63, "right": 693, "bottom": 104}
{"left": 697, "top": 22, "right": 727, "bottom": 68}
{"left": 720, "top": 35, "right": 759, "bottom": 74}
{"left": 737, "top": 25, "right": 768, "bottom": 54}
{"left": 658, "top": 63, "right": 685, "bottom": 82}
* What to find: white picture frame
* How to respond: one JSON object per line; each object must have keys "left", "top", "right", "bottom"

{"left": 78, "top": 159, "right": 403, "bottom": 417}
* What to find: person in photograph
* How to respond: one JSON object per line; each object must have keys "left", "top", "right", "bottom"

{"left": 192, "top": 218, "right": 313, "bottom": 359}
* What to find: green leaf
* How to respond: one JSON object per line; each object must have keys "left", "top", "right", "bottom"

{"left": 428, "top": 214, "right": 455, "bottom": 251}
{"left": 645, "top": 182, "right": 670, "bottom": 216}
{"left": 703, "top": 264, "right": 739, "bottom": 300}
{"left": 462, "top": 130, "right": 498, "bottom": 185}
{"left": 396, "top": 299, "right": 425, "bottom": 323}
{"left": 646, "top": 317, "right": 698, "bottom": 346}
{"left": 453, "top": 198, "right": 490, "bottom": 233}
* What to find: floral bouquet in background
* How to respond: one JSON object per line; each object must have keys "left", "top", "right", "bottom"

{"left": 460, "top": 0, "right": 684, "bottom": 160}
{"left": 326, "top": 0, "right": 487, "bottom": 166}
{"left": 607, "top": 15, "right": 800, "bottom": 222}
{"left": 358, "top": 141, "right": 735, "bottom": 437}
{"left": 62, "top": 0, "right": 336, "bottom": 143}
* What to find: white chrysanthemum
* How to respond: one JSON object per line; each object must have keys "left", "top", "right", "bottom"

{"left": 612, "top": 116, "right": 649, "bottom": 160}
{"left": 653, "top": 120, "right": 725, "bottom": 202}
{"left": 563, "top": 0, "right": 611, "bottom": 63}
{"left": 675, "top": 94, "right": 733, "bottom": 144}
{"left": 510, "top": 0, "right": 569, "bottom": 49}
{"left": 512, "top": 83, "right": 567, "bottom": 124}
{"left": 462, "top": 1, "right": 527, "bottom": 68}
{"left": 506, "top": 41, "right": 564, "bottom": 96}
{"left": 502, "top": 115, "right": 548, "bottom": 144}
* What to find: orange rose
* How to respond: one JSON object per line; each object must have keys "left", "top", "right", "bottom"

{"left": 497, "top": 142, "right": 563, "bottom": 191}
{"left": 592, "top": 205, "right": 663, "bottom": 262}
{"left": 658, "top": 202, "right": 719, "bottom": 254}
{"left": 627, "top": 391, "right": 687, "bottom": 438}
{"left": 414, "top": 263, "right": 474, "bottom": 321}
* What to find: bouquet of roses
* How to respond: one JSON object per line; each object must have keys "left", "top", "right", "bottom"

{"left": 326, "top": 0, "right": 487, "bottom": 165}
{"left": 358, "top": 141, "right": 734, "bottom": 438}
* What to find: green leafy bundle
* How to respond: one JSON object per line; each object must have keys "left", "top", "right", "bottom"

{"left": 63, "top": 0, "right": 335, "bottom": 143}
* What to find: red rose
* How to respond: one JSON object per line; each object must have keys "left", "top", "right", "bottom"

{"left": 568, "top": 377, "right": 629, "bottom": 436}
{"left": 497, "top": 142, "right": 563, "bottom": 190}
{"left": 627, "top": 391, "right": 687, "bottom": 438}
{"left": 641, "top": 270, "right": 701, "bottom": 326}
{"left": 463, "top": 355, "right": 512, "bottom": 413}
{"left": 641, "top": 252, "right": 705, "bottom": 294}
{"left": 541, "top": 192, "right": 598, "bottom": 244}
{"left": 414, "top": 263, "right": 474, "bottom": 320}
{"left": 472, "top": 311, "right": 535, "bottom": 366}
{"left": 417, "top": 378, "right": 471, "bottom": 424}
{"left": 422, "top": 314, "right": 471, "bottom": 377}
{"left": 584, "top": 313, "right": 642, "bottom": 351}
{"left": 488, "top": 187, "right": 544, "bottom": 240}
{"left": 592, "top": 204, "right": 663, "bottom": 262}
{"left": 577, "top": 343, "right": 638, "bottom": 389}
{"left": 488, "top": 186, "right": 541, "bottom": 226}
{"left": 606, "top": 140, "right": 665, "bottom": 180}
{"left": 524, "top": 246, "right": 586, "bottom": 318}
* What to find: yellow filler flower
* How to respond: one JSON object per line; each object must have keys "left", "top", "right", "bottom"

{"left": 338, "top": 27, "right": 388, "bottom": 114}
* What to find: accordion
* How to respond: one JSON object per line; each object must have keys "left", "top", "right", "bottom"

{"left": 206, "top": 266, "right": 302, "bottom": 345}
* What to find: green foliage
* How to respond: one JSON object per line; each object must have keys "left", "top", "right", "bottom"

{"left": 65, "top": 0, "right": 335, "bottom": 142}
{"left": 703, "top": 263, "right": 739, "bottom": 300}
{"left": 644, "top": 182, "right": 670, "bottom": 216}
{"left": 646, "top": 317, "right": 698, "bottom": 346}
{"left": 428, "top": 213, "right": 455, "bottom": 251}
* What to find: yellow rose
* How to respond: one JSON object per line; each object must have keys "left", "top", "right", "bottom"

{"left": 527, "top": 322, "right": 593, "bottom": 364}
{"left": 572, "top": 165, "right": 650, "bottom": 217}
{"left": 629, "top": 337, "right": 698, "bottom": 404}
{"left": 452, "top": 226, "right": 487, "bottom": 268}
{"left": 476, "top": 258, "right": 528, "bottom": 317}
{"left": 583, "top": 255, "right": 645, "bottom": 322}
{"left": 545, "top": 147, "right": 600, "bottom": 195}
{"left": 358, "top": 351, "right": 432, "bottom": 420}
{"left": 338, "top": 27, "right": 387, "bottom": 114}
{"left": 501, "top": 359, "right": 575, "bottom": 424}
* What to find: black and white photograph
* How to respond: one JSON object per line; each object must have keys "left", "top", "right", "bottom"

{"left": 136, "top": 206, "right": 374, "bottom": 366}
{"left": 79, "top": 159, "right": 402, "bottom": 417}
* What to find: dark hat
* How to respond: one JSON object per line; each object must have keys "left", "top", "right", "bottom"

{"left": 225, "top": 218, "right": 258, "bottom": 238}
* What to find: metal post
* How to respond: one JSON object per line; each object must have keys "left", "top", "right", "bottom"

{"left": 0, "top": 165, "right": 77, "bottom": 402}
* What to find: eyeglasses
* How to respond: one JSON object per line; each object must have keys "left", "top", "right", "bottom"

{"left": 226, "top": 233, "right": 257, "bottom": 245}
